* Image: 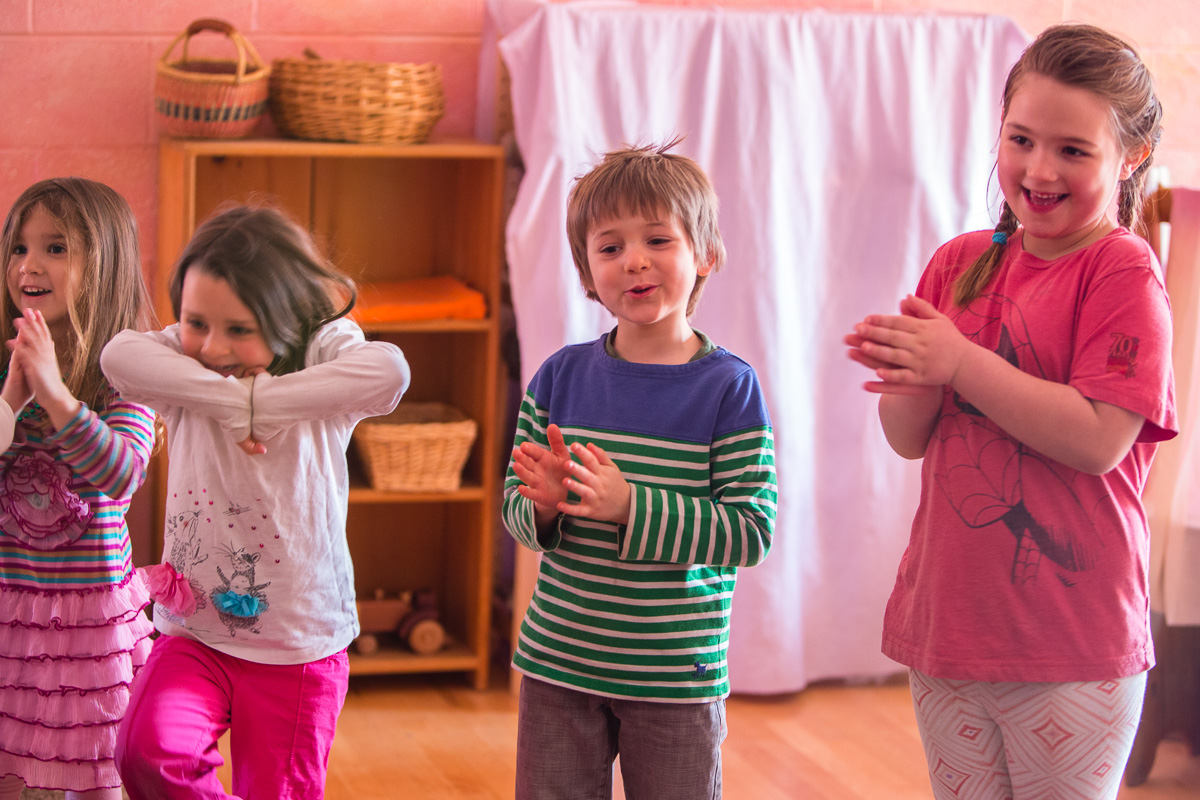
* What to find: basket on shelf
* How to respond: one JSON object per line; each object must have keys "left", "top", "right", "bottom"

{"left": 154, "top": 18, "right": 270, "bottom": 138}
{"left": 354, "top": 402, "right": 477, "bottom": 492}
{"left": 269, "top": 50, "right": 445, "bottom": 144}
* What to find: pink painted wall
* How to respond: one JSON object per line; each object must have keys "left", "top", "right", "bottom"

{"left": 1, "top": 0, "right": 1196, "bottom": 280}
{"left": 0, "top": 0, "right": 1196, "bottom": 561}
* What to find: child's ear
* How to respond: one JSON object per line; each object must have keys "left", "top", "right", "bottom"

{"left": 1120, "top": 145, "right": 1151, "bottom": 181}
{"left": 696, "top": 254, "right": 716, "bottom": 277}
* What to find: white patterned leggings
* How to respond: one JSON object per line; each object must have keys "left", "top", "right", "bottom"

{"left": 909, "top": 669, "right": 1146, "bottom": 800}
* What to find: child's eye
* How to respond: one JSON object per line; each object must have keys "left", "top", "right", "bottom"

{"left": 648, "top": 236, "right": 673, "bottom": 246}
{"left": 229, "top": 325, "right": 256, "bottom": 337}
{"left": 184, "top": 318, "right": 206, "bottom": 331}
{"left": 47, "top": 244, "right": 68, "bottom": 255}
{"left": 1063, "top": 147, "right": 1089, "bottom": 157}
{"left": 597, "top": 244, "right": 621, "bottom": 255}
{"left": 11, "top": 244, "right": 27, "bottom": 256}
{"left": 1009, "top": 135, "right": 1030, "bottom": 147}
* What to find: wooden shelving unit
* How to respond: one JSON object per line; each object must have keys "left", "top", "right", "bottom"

{"left": 156, "top": 137, "right": 504, "bottom": 689}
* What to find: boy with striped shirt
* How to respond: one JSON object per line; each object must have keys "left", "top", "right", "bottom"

{"left": 503, "top": 139, "right": 777, "bottom": 800}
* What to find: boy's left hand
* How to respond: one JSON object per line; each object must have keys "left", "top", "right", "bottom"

{"left": 560, "top": 441, "right": 631, "bottom": 525}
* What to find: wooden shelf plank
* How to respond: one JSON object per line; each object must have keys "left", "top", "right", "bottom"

{"left": 361, "top": 318, "right": 492, "bottom": 334}
{"left": 161, "top": 136, "right": 503, "bottom": 160}
{"left": 348, "top": 481, "right": 487, "bottom": 504}
{"left": 348, "top": 636, "right": 482, "bottom": 677}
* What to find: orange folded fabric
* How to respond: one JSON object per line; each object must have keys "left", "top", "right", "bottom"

{"left": 351, "top": 276, "right": 487, "bottom": 323}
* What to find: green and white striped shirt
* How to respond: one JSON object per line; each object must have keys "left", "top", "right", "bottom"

{"left": 503, "top": 334, "right": 777, "bottom": 702}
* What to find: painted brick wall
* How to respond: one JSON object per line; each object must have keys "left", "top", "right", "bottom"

{"left": 1, "top": 0, "right": 1195, "bottom": 284}
{"left": 0, "top": 0, "right": 1195, "bottom": 561}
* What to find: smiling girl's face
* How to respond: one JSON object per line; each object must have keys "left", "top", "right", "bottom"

{"left": 178, "top": 267, "right": 275, "bottom": 378}
{"left": 6, "top": 205, "right": 82, "bottom": 341}
{"left": 997, "top": 72, "right": 1146, "bottom": 261}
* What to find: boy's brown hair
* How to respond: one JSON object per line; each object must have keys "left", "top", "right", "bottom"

{"left": 566, "top": 138, "right": 726, "bottom": 317}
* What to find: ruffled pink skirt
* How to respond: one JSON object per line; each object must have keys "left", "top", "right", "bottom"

{"left": 0, "top": 573, "right": 153, "bottom": 791}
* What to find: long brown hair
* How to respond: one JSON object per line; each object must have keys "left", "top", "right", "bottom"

{"left": 168, "top": 204, "right": 356, "bottom": 376}
{"left": 0, "top": 177, "right": 156, "bottom": 410}
{"left": 954, "top": 24, "right": 1163, "bottom": 307}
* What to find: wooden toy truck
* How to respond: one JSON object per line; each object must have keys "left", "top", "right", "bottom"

{"left": 354, "top": 588, "right": 445, "bottom": 656}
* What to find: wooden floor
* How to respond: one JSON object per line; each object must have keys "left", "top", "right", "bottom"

{"left": 211, "top": 669, "right": 1200, "bottom": 799}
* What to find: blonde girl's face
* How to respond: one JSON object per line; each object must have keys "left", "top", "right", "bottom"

{"left": 997, "top": 73, "right": 1147, "bottom": 261}
{"left": 178, "top": 268, "right": 275, "bottom": 378}
{"left": 6, "top": 205, "right": 83, "bottom": 340}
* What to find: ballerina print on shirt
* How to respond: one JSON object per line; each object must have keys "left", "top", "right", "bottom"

{"left": 932, "top": 291, "right": 1126, "bottom": 587}
{"left": 210, "top": 541, "right": 272, "bottom": 637}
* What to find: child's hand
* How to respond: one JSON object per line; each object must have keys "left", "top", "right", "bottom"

{"left": 560, "top": 441, "right": 631, "bottom": 525}
{"left": 236, "top": 367, "right": 268, "bottom": 455}
{"left": 512, "top": 423, "right": 573, "bottom": 526}
{"left": 2, "top": 337, "right": 33, "bottom": 414}
{"left": 10, "top": 311, "right": 80, "bottom": 424}
{"left": 235, "top": 436, "right": 267, "bottom": 456}
{"left": 849, "top": 295, "right": 969, "bottom": 393}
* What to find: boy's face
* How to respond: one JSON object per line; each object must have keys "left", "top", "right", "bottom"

{"left": 584, "top": 210, "right": 711, "bottom": 333}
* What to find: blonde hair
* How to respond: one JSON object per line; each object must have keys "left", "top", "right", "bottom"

{"left": 566, "top": 137, "right": 726, "bottom": 318}
{"left": 0, "top": 177, "right": 156, "bottom": 411}
{"left": 168, "top": 204, "right": 356, "bottom": 376}
{"left": 954, "top": 23, "right": 1163, "bottom": 307}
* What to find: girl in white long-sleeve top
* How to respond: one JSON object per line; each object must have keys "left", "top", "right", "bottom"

{"left": 101, "top": 205, "right": 410, "bottom": 799}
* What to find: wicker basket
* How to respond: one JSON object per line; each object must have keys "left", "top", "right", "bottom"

{"left": 154, "top": 19, "right": 270, "bottom": 138}
{"left": 269, "top": 51, "right": 445, "bottom": 144}
{"left": 355, "top": 403, "right": 477, "bottom": 492}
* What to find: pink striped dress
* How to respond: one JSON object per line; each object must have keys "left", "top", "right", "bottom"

{"left": 0, "top": 396, "right": 155, "bottom": 792}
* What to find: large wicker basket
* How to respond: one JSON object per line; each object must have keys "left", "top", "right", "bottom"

{"left": 269, "top": 51, "right": 445, "bottom": 144}
{"left": 355, "top": 403, "right": 477, "bottom": 492}
{"left": 154, "top": 18, "right": 270, "bottom": 138}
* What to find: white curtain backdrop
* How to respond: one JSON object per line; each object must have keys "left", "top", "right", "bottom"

{"left": 1144, "top": 187, "right": 1200, "bottom": 626}
{"left": 496, "top": 1, "right": 1030, "bottom": 693}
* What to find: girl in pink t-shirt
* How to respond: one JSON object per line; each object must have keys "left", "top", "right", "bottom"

{"left": 847, "top": 24, "right": 1176, "bottom": 800}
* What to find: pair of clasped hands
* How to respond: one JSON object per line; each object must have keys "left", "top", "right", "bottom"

{"left": 845, "top": 294, "right": 969, "bottom": 395}
{"left": 511, "top": 425, "right": 632, "bottom": 531}
{"left": 3, "top": 309, "right": 82, "bottom": 428}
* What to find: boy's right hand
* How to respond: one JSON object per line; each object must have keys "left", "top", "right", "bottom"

{"left": 512, "top": 423, "right": 573, "bottom": 527}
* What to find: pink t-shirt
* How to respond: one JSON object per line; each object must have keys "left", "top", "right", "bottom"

{"left": 881, "top": 228, "right": 1177, "bottom": 682}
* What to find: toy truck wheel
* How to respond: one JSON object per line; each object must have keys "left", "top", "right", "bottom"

{"left": 405, "top": 618, "right": 445, "bottom": 655}
{"left": 354, "top": 633, "right": 380, "bottom": 655}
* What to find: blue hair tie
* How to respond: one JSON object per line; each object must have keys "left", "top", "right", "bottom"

{"left": 992, "top": 231, "right": 1008, "bottom": 246}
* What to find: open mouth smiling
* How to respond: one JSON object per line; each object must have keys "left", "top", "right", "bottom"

{"left": 1024, "top": 189, "right": 1066, "bottom": 209}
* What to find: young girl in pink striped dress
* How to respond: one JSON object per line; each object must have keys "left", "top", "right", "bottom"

{"left": 0, "top": 178, "right": 157, "bottom": 799}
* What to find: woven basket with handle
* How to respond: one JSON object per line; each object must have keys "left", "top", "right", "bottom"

{"left": 154, "top": 18, "right": 270, "bottom": 138}
{"left": 354, "top": 402, "right": 477, "bottom": 492}
{"left": 270, "top": 50, "right": 445, "bottom": 144}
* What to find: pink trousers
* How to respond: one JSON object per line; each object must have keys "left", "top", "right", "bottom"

{"left": 115, "top": 634, "right": 349, "bottom": 800}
